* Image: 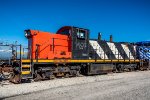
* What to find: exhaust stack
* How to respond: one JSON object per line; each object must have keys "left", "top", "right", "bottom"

{"left": 98, "top": 32, "right": 102, "bottom": 41}
{"left": 110, "top": 35, "right": 113, "bottom": 42}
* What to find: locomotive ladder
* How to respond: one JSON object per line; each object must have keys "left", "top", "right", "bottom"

{"left": 21, "top": 61, "right": 33, "bottom": 79}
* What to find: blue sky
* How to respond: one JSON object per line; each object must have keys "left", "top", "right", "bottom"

{"left": 0, "top": 0, "right": 149, "bottom": 46}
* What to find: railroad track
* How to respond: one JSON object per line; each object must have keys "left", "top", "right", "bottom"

{"left": 1, "top": 70, "right": 150, "bottom": 100}
{"left": 0, "top": 69, "right": 148, "bottom": 85}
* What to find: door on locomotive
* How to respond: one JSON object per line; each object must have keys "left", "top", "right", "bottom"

{"left": 57, "top": 26, "right": 89, "bottom": 59}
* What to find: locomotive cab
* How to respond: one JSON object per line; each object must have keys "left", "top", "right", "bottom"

{"left": 57, "top": 26, "right": 89, "bottom": 59}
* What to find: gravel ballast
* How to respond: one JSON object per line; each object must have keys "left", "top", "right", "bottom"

{"left": 1, "top": 71, "right": 150, "bottom": 100}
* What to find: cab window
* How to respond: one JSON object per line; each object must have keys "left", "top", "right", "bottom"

{"left": 60, "top": 29, "right": 71, "bottom": 35}
{"left": 77, "top": 29, "right": 86, "bottom": 39}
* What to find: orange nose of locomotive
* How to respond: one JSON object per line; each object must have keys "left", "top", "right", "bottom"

{"left": 24, "top": 29, "right": 72, "bottom": 59}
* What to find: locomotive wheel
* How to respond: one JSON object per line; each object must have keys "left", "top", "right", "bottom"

{"left": 42, "top": 73, "right": 46, "bottom": 80}
{"left": 76, "top": 71, "right": 80, "bottom": 77}
{"left": 9, "top": 73, "right": 21, "bottom": 84}
{"left": 140, "top": 67, "right": 144, "bottom": 71}
{"left": 65, "top": 73, "right": 70, "bottom": 78}
{"left": 49, "top": 74, "right": 55, "bottom": 80}
{"left": 34, "top": 71, "right": 43, "bottom": 81}
{"left": 117, "top": 65, "right": 124, "bottom": 73}
{"left": 34, "top": 73, "right": 43, "bottom": 81}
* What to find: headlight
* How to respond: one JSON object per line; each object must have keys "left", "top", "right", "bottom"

{"left": 24, "top": 30, "right": 30, "bottom": 38}
{"left": 25, "top": 31, "right": 28, "bottom": 37}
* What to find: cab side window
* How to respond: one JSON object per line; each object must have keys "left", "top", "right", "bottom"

{"left": 60, "top": 29, "right": 71, "bottom": 36}
{"left": 77, "top": 29, "right": 86, "bottom": 39}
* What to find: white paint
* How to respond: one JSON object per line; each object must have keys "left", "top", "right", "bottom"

{"left": 134, "top": 46, "right": 136, "bottom": 54}
{"left": 89, "top": 40, "right": 108, "bottom": 59}
{"left": 107, "top": 42, "right": 123, "bottom": 59}
{"left": 121, "top": 44, "right": 134, "bottom": 59}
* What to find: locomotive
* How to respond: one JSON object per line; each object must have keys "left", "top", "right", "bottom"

{"left": 0, "top": 26, "right": 149, "bottom": 83}
{"left": 136, "top": 41, "right": 150, "bottom": 69}
{"left": 136, "top": 41, "right": 150, "bottom": 60}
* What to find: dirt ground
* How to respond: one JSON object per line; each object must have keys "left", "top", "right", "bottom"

{"left": 1, "top": 71, "right": 150, "bottom": 100}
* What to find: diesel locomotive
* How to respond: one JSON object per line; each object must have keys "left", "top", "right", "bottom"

{"left": 0, "top": 26, "right": 149, "bottom": 83}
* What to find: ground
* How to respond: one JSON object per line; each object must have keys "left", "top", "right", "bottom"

{"left": 1, "top": 71, "right": 150, "bottom": 100}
